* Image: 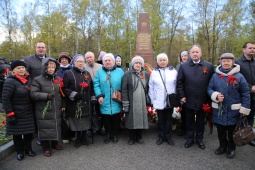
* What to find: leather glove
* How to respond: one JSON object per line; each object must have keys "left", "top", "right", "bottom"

{"left": 6, "top": 112, "right": 16, "bottom": 124}
{"left": 74, "top": 93, "right": 82, "bottom": 100}
{"left": 91, "top": 96, "right": 97, "bottom": 104}
{"left": 123, "top": 106, "right": 129, "bottom": 113}
{"left": 47, "top": 94, "right": 55, "bottom": 100}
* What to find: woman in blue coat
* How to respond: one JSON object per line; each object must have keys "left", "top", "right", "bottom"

{"left": 94, "top": 53, "right": 124, "bottom": 144}
{"left": 208, "top": 53, "right": 250, "bottom": 159}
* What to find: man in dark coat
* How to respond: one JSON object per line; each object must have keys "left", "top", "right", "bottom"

{"left": 24, "top": 41, "right": 51, "bottom": 145}
{"left": 0, "top": 56, "right": 11, "bottom": 112}
{"left": 177, "top": 45, "right": 214, "bottom": 149}
{"left": 24, "top": 42, "right": 51, "bottom": 80}
{"left": 235, "top": 42, "right": 255, "bottom": 146}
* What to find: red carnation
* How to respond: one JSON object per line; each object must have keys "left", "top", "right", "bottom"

{"left": 53, "top": 79, "right": 59, "bottom": 84}
{"left": 80, "top": 82, "right": 89, "bottom": 88}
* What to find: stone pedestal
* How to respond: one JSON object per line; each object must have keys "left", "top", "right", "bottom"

{"left": 135, "top": 13, "right": 156, "bottom": 67}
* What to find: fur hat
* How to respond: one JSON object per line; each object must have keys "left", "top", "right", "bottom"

{"left": 103, "top": 53, "right": 115, "bottom": 63}
{"left": 131, "top": 56, "right": 144, "bottom": 67}
{"left": 220, "top": 53, "right": 234, "bottom": 60}
{"left": 157, "top": 53, "right": 168, "bottom": 63}
{"left": 11, "top": 60, "right": 27, "bottom": 70}
{"left": 58, "top": 52, "right": 71, "bottom": 63}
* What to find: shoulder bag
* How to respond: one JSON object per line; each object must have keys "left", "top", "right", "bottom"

{"left": 158, "top": 70, "right": 180, "bottom": 108}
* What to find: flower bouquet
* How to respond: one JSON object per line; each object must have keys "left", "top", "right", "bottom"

{"left": 172, "top": 107, "right": 182, "bottom": 130}
{"left": 147, "top": 106, "right": 157, "bottom": 123}
{"left": 76, "top": 82, "right": 89, "bottom": 119}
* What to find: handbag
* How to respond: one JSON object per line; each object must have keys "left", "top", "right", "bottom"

{"left": 233, "top": 117, "right": 255, "bottom": 147}
{"left": 158, "top": 70, "right": 180, "bottom": 108}
{"left": 166, "top": 93, "right": 180, "bottom": 108}
{"left": 112, "top": 90, "right": 122, "bottom": 103}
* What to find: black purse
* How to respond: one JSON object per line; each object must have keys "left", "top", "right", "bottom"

{"left": 159, "top": 70, "right": 180, "bottom": 108}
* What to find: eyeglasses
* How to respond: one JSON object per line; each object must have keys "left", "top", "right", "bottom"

{"left": 75, "top": 61, "right": 85, "bottom": 63}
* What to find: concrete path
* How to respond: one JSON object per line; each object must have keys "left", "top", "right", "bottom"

{"left": 0, "top": 123, "right": 254, "bottom": 170}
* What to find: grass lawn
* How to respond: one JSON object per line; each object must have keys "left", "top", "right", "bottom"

{"left": 0, "top": 112, "right": 12, "bottom": 146}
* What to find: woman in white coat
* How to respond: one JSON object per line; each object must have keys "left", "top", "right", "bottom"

{"left": 149, "top": 53, "right": 178, "bottom": 145}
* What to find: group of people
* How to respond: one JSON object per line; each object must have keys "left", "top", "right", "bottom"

{"left": 2, "top": 41, "right": 255, "bottom": 161}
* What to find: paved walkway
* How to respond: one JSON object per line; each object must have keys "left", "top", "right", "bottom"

{"left": 0, "top": 123, "right": 254, "bottom": 170}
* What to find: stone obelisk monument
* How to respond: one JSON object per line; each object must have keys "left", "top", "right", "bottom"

{"left": 135, "top": 13, "right": 156, "bottom": 66}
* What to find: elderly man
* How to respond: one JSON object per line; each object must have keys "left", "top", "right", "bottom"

{"left": 84, "top": 51, "right": 104, "bottom": 136}
{"left": 235, "top": 42, "right": 255, "bottom": 146}
{"left": 84, "top": 51, "right": 102, "bottom": 80}
{"left": 24, "top": 41, "right": 51, "bottom": 145}
{"left": 177, "top": 45, "right": 214, "bottom": 149}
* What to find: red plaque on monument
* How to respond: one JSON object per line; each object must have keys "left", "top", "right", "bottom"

{"left": 135, "top": 13, "right": 156, "bottom": 67}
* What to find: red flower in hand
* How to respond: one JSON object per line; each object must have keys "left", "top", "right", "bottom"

{"left": 80, "top": 82, "right": 89, "bottom": 88}
{"left": 202, "top": 104, "right": 212, "bottom": 113}
{"left": 53, "top": 79, "right": 59, "bottom": 84}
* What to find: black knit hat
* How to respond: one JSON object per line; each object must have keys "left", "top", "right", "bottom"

{"left": 11, "top": 60, "right": 27, "bottom": 70}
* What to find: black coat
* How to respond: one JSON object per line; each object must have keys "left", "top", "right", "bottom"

{"left": 235, "top": 55, "right": 255, "bottom": 100}
{"left": 177, "top": 59, "right": 214, "bottom": 110}
{"left": 63, "top": 67, "right": 93, "bottom": 118}
{"left": 30, "top": 58, "right": 62, "bottom": 141}
{"left": 2, "top": 74, "right": 35, "bottom": 135}
{"left": 24, "top": 54, "right": 51, "bottom": 81}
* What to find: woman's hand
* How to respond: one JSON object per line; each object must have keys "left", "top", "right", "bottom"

{"left": 98, "top": 97, "right": 104, "bottom": 105}
{"left": 217, "top": 94, "right": 224, "bottom": 102}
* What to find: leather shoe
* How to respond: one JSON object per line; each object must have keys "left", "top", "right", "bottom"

{"left": 249, "top": 140, "right": 255, "bottom": 146}
{"left": 214, "top": 147, "right": 226, "bottom": 155}
{"left": 52, "top": 144, "right": 63, "bottom": 150}
{"left": 156, "top": 138, "right": 164, "bottom": 145}
{"left": 128, "top": 139, "right": 134, "bottom": 145}
{"left": 197, "top": 140, "right": 205, "bottom": 149}
{"left": 184, "top": 140, "right": 194, "bottom": 148}
{"left": 25, "top": 150, "right": 36, "bottom": 157}
{"left": 44, "top": 150, "right": 52, "bottom": 157}
{"left": 112, "top": 136, "right": 118, "bottom": 143}
{"left": 104, "top": 135, "right": 110, "bottom": 144}
{"left": 227, "top": 149, "right": 235, "bottom": 158}
{"left": 137, "top": 139, "right": 144, "bottom": 144}
{"left": 17, "top": 153, "right": 24, "bottom": 161}
{"left": 166, "top": 138, "right": 175, "bottom": 146}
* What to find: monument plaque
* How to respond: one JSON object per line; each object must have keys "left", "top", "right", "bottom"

{"left": 135, "top": 13, "right": 156, "bottom": 66}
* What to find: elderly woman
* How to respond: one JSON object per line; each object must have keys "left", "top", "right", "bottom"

{"left": 94, "top": 53, "right": 124, "bottom": 144}
{"left": 149, "top": 53, "right": 178, "bottom": 146}
{"left": 208, "top": 53, "right": 250, "bottom": 158}
{"left": 122, "top": 56, "right": 149, "bottom": 145}
{"left": 30, "top": 58, "right": 63, "bottom": 157}
{"left": 175, "top": 50, "right": 189, "bottom": 71}
{"left": 63, "top": 54, "right": 93, "bottom": 148}
{"left": 2, "top": 60, "right": 35, "bottom": 161}
{"left": 57, "top": 52, "right": 72, "bottom": 78}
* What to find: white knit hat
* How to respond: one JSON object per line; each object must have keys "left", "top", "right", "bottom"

{"left": 131, "top": 56, "right": 144, "bottom": 67}
{"left": 103, "top": 53, "right": 115, "bottom": 64}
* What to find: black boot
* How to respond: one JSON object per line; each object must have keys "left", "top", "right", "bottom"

{"left": 128, "top": 130, "right": 135, "bottom": 145}
{"left": 81, "top": 131, "right": 89, "bottom": 146}
{"left": 104, "top": 133, "right": 110, "bottom": 144}
{"left": 135, "top": 129, "right": 143, "bottom": 144}
{"left": 74, "top": 131, "right": 82, "bottom": 148}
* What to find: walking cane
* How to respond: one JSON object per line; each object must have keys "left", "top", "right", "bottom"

{"left": 91, "top": 96, "right": 97, "bottom": 144}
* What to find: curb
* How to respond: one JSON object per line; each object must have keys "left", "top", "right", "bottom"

{"left": 0, "top": 140, "right": 14, "bottom": 161}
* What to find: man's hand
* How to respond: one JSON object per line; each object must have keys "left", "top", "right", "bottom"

{"left": 181, "top": 97, "right": 186, "bottom": 103}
